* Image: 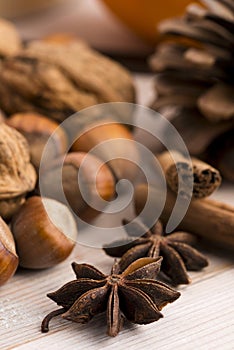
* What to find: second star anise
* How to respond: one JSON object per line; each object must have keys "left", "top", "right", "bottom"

{"left": 104, "top": 219, "right": 209, "bottom": 285}
{"left": 41, "top": 257, "right": 180, "bottom": 337}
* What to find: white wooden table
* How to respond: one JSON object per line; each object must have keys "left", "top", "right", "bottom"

{"left": 0, "top": 75, "right": 234, "bottom": 350}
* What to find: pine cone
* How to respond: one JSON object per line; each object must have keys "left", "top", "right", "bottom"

{"left": 0, "top": 20, "right": 135, "bottom": 122}
{"left": 150, "top": 0, "right": 234, "bottom": 181}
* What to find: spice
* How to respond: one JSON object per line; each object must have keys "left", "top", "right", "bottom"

{"left": 104, "top": 219, "right": 208, "bottom": 285}
{"left": 41, "top": 258, "right": 180, "bottom": 337}
{"left": 157, "top": 151, "right": 222, "bottom": 199}
{"left": 134, "top": 184, "right": 234, "bottom": 251}
{"left": 169, "top": 110, "right": 234, "bottom": 183}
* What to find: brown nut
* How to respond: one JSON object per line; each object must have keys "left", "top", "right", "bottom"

{"left": 71, "top": 121, "right": 139, "bottom": 181}
{"left": 11, "top": 196, "right": 77, "bottom": 269}
{"left": 0, "top": 124, "right": 37, "bottom": 221}
{"left": 40, "top": 152, "right": 116, "bottom": 222}
{"left": 0, "top": 217, "right": 18, "bottom": 286}
{"left": 6, "top": 112, "right": 68, "bottom": 171}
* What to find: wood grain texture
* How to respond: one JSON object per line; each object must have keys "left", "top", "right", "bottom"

{"left": 0, "top": 243, "right": 233, "bottom": 350}
{"left": 0, "top": 74, "right": 234, "bottom": 350}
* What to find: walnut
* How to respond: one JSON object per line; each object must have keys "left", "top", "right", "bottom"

{"left": 0, "top": 38, "right": 135, "bottom": 121}
{"left": 0, "top": 124, "right": 37, "bottom": 220}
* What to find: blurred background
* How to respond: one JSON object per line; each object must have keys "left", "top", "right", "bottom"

{"left": 1, "top": 0, "right": 190, "bottom": 64}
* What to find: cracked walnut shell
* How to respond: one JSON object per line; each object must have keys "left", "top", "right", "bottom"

{"left": 0, "top": 124, "right": 37, "bottom": 220}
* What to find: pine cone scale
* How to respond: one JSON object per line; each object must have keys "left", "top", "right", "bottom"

{"left": 150, "top": 0, "right": 234, "bottom": 181}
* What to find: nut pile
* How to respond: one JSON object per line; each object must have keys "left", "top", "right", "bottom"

{"left": 0, "top": 123, "right": 79, "bottom": 285}
{"left": 0, "top": 106, "right": 138, "bottom": 287}
{"left": 0, "top": 18, "right": 137, "bottom": 286}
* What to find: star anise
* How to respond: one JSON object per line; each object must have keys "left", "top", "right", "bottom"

{"left": 41, "top": 257, "right": 180, "bottom": 337}
{"left": 104, "top": 219, "right": 209, "bottom": 285}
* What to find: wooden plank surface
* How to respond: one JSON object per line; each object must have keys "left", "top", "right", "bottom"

{"left": 0, "top": 75, "right": 234, "bottom": 350}
{"left": 1, "top": 242, "right": 233, "bottom": 350}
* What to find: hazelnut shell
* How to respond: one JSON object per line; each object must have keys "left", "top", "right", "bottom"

{"left": 11, "top": 196, "right": 77, "bottom": 269}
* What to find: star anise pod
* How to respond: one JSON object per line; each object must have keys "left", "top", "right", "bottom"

{"left": 104, "top": 219, "right": 208, "bottom": 285}
{"left": 41, "top": 258, "right": 180, "bottom": 337}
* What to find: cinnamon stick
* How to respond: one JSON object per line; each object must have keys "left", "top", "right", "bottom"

{"left": 159, "top": 108, "right": 234, "bottom": 183}
{"left": 157, "top": 151, "right": 222, "bottom": 199}
{"left": 134, "top": 184, "right": 234, "bottom": 250}
{"left": 204, "top": 198, "right": 234, "bottom": 213}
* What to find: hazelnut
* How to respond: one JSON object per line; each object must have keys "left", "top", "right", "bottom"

{"left": 11, "top": 196, "right": 77, "bottom": 269}
{"left": 0, "top": 217, "right": 18, "bottom": 286}
{"left": 40, "top": 152, "right": 116, "bottom": 222}
{"left": 6, "top": 112, "right": 67, "bottom": 171}
{"left": 71, "top": 121, "right": 139, "bottom": 181}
